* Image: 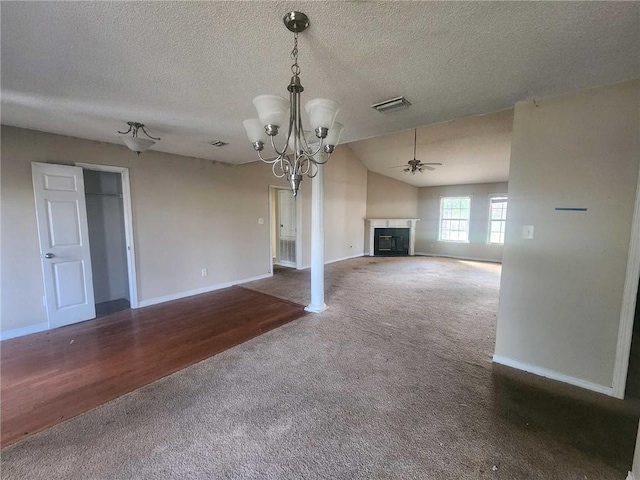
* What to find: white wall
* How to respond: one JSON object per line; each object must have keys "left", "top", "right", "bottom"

{"left": 494, "top": 80, "right": 640, "bottom": 392}
{"left": 366, "top": 171, "right": 418, "bottom": 219}
{"left": 0, "top": 126, "right": 367, "bottom": 336}
{"left": 414, "top": 182, "right": 508, "bottom": 262}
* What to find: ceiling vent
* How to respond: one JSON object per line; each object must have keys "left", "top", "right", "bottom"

{"left": 209, "top": 140, "right": 229, "bottom": 147}
{"left": 371, "top": 96, "right": 411, "bottom": 113}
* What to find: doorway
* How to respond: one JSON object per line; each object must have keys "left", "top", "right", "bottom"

{"left": 31, "top": 162, "right": 138, "bottom": 331}
{"left": 83, "top": 169, "right": 130, "bottom": 316}
{"left": 78, "top": 163, "right": 138, "bottom": 311}
{"left": 269, "top": 186, "right": 301, "bottom": 270}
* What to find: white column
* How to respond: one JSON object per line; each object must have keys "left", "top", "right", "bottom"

{"left": 305, "top": 162, "right": 327, "bottom": 313}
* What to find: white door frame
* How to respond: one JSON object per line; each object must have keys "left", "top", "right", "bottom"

{"left": 76, "top": 162, "right": 139, "bottom": 308}
{"left": 268, "top": 185, "right": 302, "bottom": 271}
{"left": 612, "top": 165, "right": 640, "bottom": 399}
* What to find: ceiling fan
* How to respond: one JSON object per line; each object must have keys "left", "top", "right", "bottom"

{"left": 389, "top": 128, "right": 442, "bottom": 175}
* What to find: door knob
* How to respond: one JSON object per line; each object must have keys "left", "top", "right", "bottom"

{"left": 44, "top": 253, "right": 55, "bottom": 259}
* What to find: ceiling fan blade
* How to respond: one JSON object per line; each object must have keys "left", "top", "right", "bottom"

{"left": 421, "top": 165, "right": 436, "bottom": 171}
{"left": 389, "top": 164, "right": 409, "bottom": 168}
{"left": 419, "top": 162, "right": 443, "bottom": 166}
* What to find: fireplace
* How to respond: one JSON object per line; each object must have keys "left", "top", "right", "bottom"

{"left": 374, "top": 228, "right": 409, "bottom": 256}
{"left": 365, "top": 218, "right": 419, "bottom": 256}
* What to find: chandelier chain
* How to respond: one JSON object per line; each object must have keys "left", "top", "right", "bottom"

{"left": 290, "top": 32, "right": 300, "bottom": 76}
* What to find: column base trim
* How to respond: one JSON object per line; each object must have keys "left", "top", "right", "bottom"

{"left": 305, "top": 304, "right": 328, "bottom": 314}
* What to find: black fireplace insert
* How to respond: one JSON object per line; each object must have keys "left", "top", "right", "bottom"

{"left": 373, "top": 228, "right": 409, "bottom": 256}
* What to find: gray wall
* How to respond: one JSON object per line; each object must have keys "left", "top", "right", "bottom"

{"left": 494, "top": 80, "right": 640, "bottom": 390}
{"left": 1, "top": 126, "right": 367, "bottom": 335}
{"left": 414, "top": 183, "right": 508, "bottom": 262}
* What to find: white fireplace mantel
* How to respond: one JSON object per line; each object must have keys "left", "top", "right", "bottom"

{"left": 365, "top": 218, "right": 420, "bottom": 256}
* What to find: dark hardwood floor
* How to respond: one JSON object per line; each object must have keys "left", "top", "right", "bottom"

{"left": 0, "top": 286, "right": 306, "bottom": 447}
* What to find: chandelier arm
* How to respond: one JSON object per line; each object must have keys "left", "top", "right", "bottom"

{"left": 313, "top": 153, "right": 330, "bottom": 165}
{"left": 306, "top": 160, "right": 319, "bottom": 178}
{"left": 117, "top": 125, "right": 133, "bottom": 135}
{"left": 297, "top": 155, "right": 312, "bottom": 176}
{"left": 307, "top": 140, "right": 326, "bottom": 160}
{"left": 292, "top": 88, "right": 301, "bottom": 157}
{"left": 272, "top": 159, "right": 288, "bottom": 178}
{"left": 140, "top": 125, "right": 161, "bottom": 141}
{"left": 296, "top": 92, "right": 310, "bottom": 154}
{"left": 257, "top": 150, "right": 284, "bottom": 164}
{"left": 269, "top": 135, "right": 288, "bottom": 157}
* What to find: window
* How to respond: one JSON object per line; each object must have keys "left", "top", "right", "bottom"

{"left": 439, "top": 196, "right": 471, "bottom": 242}
{"left": 488, "top": 195, "right": 508, "bottom": 245}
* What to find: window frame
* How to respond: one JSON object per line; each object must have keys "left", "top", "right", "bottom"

{"left": 487, "top": 194, "right": 508, "bottom": 246}
{"left": 438, "top": 195, "right": 472, "bottom": 244}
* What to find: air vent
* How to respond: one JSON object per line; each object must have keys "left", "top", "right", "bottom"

{"left": 209, "top": 141, "right": 229, "bottom": 147}
{"left": 371, "top": 96, "right": 412, "bottom": 113}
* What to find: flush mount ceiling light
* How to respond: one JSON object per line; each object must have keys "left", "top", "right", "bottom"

{"left": 243, "top": 11, "right": 344, "bottom": 197}
{"left": 118, "top": 122, "right": 161, "bottom": 155}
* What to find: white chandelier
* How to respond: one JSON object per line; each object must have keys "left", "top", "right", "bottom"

{"left": 242, "top": 12, "right": 344, "bottom": 197}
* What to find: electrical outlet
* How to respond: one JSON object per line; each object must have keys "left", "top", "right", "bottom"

{"left": 201, "top": 268, "right": 208, "bottom": 277}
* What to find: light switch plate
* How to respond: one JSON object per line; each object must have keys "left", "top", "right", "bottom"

{"left": 523, "top": 225, "right": 534, "bottom": 239}
{"left": 258, "top": 217, "right": 264, "bottom": 225}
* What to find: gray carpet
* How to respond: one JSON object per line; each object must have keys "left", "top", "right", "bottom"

{"left": 2, "top": 256, "right": 638, "bottom": 479}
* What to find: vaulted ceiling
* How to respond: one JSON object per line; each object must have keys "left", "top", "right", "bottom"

{"left": 2, "top": 1, "right": 639, "bottom": 185}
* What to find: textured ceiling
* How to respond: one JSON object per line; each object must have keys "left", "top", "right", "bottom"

{"left": 2, "top": 1, "right": 639, "bottom": 183}
{"left": 350, "top": 109, "right": 513, "bottom": 187}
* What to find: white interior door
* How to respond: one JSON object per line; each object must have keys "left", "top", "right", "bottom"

{"left": 32, "top": 162, "right": 96, "bottom": 329}
{"left": 277, "top": 189, "right": 297, "bottom": 266}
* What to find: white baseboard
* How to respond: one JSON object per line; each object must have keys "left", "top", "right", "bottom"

{"left": 326, "top": 253, "right": 364, "bottom": 265}
{"left": 492, "top": 355, "right": 613, "bottom": 396}
{"left": 301, "top": 252, "right": 364, "bottom": 270}
{"left": 137, "top": 273, "right": 273, "bottom": 308}
{"left": 415, "top": 252, "right": 502, "bottom": 264}
{"left": 1, "top": 322, "right": 49, "bottom": 341}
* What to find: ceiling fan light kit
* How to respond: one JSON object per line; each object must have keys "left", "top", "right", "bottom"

{"left": 118, "top": 122, "right": 161, "bottom": 155}
{"left": 242, "top": 11, "right": 344, "bottom": 197}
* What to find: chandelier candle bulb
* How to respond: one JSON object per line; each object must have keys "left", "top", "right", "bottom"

{"left": 242, "top": 11, "right": 344, "bottom": 197}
